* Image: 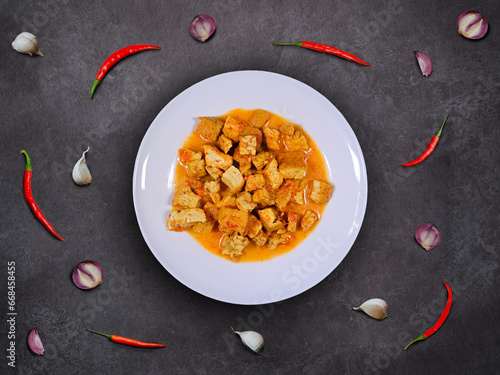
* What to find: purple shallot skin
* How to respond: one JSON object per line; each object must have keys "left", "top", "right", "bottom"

{"left": 72, "top": 260, "right": 103, "bottom": 290}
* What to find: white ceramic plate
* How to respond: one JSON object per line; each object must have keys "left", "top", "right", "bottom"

{"left": 133, "top": 71, "right": 367, "bottom": 305}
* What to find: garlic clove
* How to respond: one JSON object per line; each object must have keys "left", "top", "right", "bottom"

{"left": 353, "top": 298, "right": 388, "bottom": 320}
{"left": 72, "top": 147, "right": 92, "bottom": 186}
{"left": 231, "top": 327, "right": 264, "bottom": 355}
{"left": 28, "top": 326, "right": 44, "bottom": 355}
{"left": 11, "top": 32, "right": 44, "bottom": 57}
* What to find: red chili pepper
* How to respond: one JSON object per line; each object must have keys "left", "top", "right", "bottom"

{"left": 86, "top": 329, "right": 166, "bottom": 348}
{"left": 405, "top": 281, "right": 452, "bottom": 350}
{"left": 20, "top": 150, "right": 64, "bottom": 241}
{"left": 401, "top": 113, "right": 450, "bottom": 167}
{"left": 90, "top": 44, "right": 162, "bottom": 100}
{"left": 272, "top": 41, "right": 371, "bottom": 66}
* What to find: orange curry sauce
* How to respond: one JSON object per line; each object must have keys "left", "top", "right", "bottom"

{"left": 172, "top": 109, "right": 331, "bottom": 262}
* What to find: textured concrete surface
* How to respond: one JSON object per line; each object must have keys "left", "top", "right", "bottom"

{"left": 1, "top": 1, "right": 499, "bottom": 374}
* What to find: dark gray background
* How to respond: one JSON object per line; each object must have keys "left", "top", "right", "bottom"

{"left": 1, "top": 1, "right": 499, "bottom": 374}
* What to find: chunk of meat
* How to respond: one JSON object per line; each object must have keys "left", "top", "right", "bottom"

{"left": 218, "top": 207, "right": 249, "bottom": 234}
{"left": 263, "top": 158, "right": 283, "bottom": 191}
{"left": 252, "top": 151, "right": 273, "bottom": 171}
{"left": 280, "top": 123, "right": 295, "bottom": 136}
{"left": 309, "top": 180, "right": 334, "bottom": 204}
{"left": 263, "top": 127, "right": 280, "bottom": 151}
{"left": 267, "top": 232, "right": 285, "bottom": 250}
{"left": 223, "top": 116, "right": 246, "bottom": 142}
{"left": 278, "top": 152, "right": 307, "bottom": 179}
{"left": 178, "top": 149, "right": 202, "bottom": 165}
{"left": 182, "top": 176, "right": 204, "bottom": 190}
{"left": 203, "top": 202, "right": 219, "bottom": 222}
{"left": 217, "top": 195, "right": 236, "bottom": 208}
{"left": 205, "top": 166, "right": 223, "bottom": 180}
{"left": 258, "top": 207, "right": 284, "bottom": 232}
{"left": 239, "top": 135, "right": 257, "bottom": 156}
{"left": 252, "top": 188, "right": 275, "bottom": 207}
{"left": 283, "top": 130, "right": 309, "bottom": 151}
{"left": 252, "top": 229, "right": 269, "bottom": 247}
{"left": 203, "top": 145, "right": 233, "bottom": 170}
{"left": 287, "top": 212, "right": 299, "bottom": 232}
{"left": 221, "top": 233, "right": 250, "bottom": 259}
{"left": 249, "top": 109, "right": 270, "bottom": 128}
{"left": 245, "top": 214, "right": 263, "bottom": 238}
{"left": 221, "top": 166, "right": 245, "bottom": 192}
{"left": 167, "top": 208, "right": 206, "bottom": 231}
{"left": 196, "top": 117, "right": 224, "bottom": 141}
{"left": 173, "top": 185, "right": 201, "bottom": 208}
{"left": 233, "top": 146, "right": 252, "bottom": 175}
{"left": 245, "top": 173, "right": 266, "bottom": 192}
{"left": 191, "top": 221, "right": 215, "bottom": 234}
{"left": 187, "top": 160, "right": 207, "bottom": 178}
{"left": 239, "top": 126, "right": 263, "bottom": 150}
{"left": 275, "top": 180, "right": 294, "bottom": 211}
{"left": 236, "top": 191, "right": 257, "bottom": 212}
{"left": 218, "top": 134, "right": 233, "bottom": 154}
{"left": 300, "top": 210, "right": 318, "bottom": 231}
{"left": 204, "top": 180, "right": 220, "bottom": 193}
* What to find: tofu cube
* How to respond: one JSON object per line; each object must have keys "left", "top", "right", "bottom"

{"left": 173, "top": 185, "right": 201, "bottom": 208}
{"left": 218, "top": 207, "right": 249, "bottom": 234}
{"left": 182, "top": 176, "right": 204, "bottom": 190}
{"left": 218, "top": 134, "right": 234, "bottom": 154}
{"left": 280, "top": 123, "right": 295, "bottom": 136}
{"left": 249, "top": 109, "right": 270, "bottom": 128}
{"left": 236, "top": 191, "right": 257, "bottom": 212}
{"left": 221, "top": 166, "right": 245, "bottom": 192}
{"left": 233, "top": 146, "right": 253, "bottom": 175}
{"left": 240, "top": 126, "right": 263, "bottom": 150}
{"left": 278, "top": 152, "right": 307, "bottom": 179}
{"left": 263, "top": 158, "right": 283, "bottom": 191}
{"left": 217, "top": 195, "right": 237, "bottom": 208}
{"left": 267, "top": 233, "right": 285, "bottom": 250}
{"left": 287, "top": 212, "right": 299, "bottom": 232}
{"left": 187, "top": 159, "right": 207, "bottom": 178}
{"left": 300, "top": 210, "right": 318, "bottom": 231}
{"left": 263, "top": 127, "right": 280, "bottom": 151}
{"left": 191, "top": 221, "right": 215, "bottom": 234}
{"left": 223, "top": 116, "right": 246, "bottom": 142}
{"left": 239, "top": 135, "right": 257, "bottom": 156}
{"left": 196, "top": 117, "right": 224, "bottom": 141}
{"left": 203, "top": 145, "right": 233, "bottom": 170}
{"left": 204, "top": 180, "right": 220, "bottom": 193}
{"left": 167, "top": 208, "right": 206, "bottom": 231}
{"left": 205, "top": 166, "right": 223, "bottom": 180}
{"left": 203, "top": 201, "right": 219, "bottom": 222}
{"left": 309, "top": 180, "right": 334, "bottom": 204}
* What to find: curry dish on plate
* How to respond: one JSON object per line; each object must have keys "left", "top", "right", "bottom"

{"left": 166, "top": 108, "right": 334, "bottom": 262}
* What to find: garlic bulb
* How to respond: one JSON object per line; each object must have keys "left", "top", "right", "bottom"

{"left": 11, "top": 32, "right": 44, "bottom": 57}
{"left": 72, "top": 147, "right": 92, "bottom": 185}
{"left": 352, "top": 298, "right": 388, "bottom": 320}
{"left": 231, "top": 327, "right": 264, "bottom": 355}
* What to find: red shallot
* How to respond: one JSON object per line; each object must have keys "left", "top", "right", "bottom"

{"left": 72, "top": 260, "right": 103, "bottom": 290}
{"left": 414, "top": 51, "right": 432, "bottom": 77}
{"left": 458, "top": 11, "right": 488, "bottom": 40}
{"left": 28, "top": 326, "right": 44, "bottom": 355}
{"left": 415, "top": 223, "right": 441, "bottom": 251}
{"left": 190, "top": 14, "right": 216, "bottom": 42}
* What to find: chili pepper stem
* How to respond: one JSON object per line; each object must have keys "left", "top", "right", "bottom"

{"left": 404, "top": 333, "right": 426, "bottom": 350}
{"left": 272, "top": 42, "right": 303, "bottom": 47}
{"left": 435, "top": 112, "right": 450, "bottom": 137}
{"left": 86, "top": 329, "right": 112, "bottom": 340}
{"left": 20, "top": 150, "right": 32, "bottom": 170}
{"left": 90, "top": 79, "right": 101, "bottom": 100}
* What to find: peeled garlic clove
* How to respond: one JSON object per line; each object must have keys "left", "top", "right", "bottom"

{"left": 72, "top": 260, "right": 103, "bottom": 290}
{"left": 414, "top": 50, "right": 432, "bottom": 77}
{"left": 72, "top": 147, "right": 92, "bottom": 186}
{"left": 353, "top": 298, "right": 388, "bottom": 320}
{"left": 415, "top": 223, "right": 441, "bottom": 251}
{"left": 11, "top": 32, "right": 44, "bottom": 57}
{"left": 458, "top": 10, "right": 488, "bottom": 40}
{"left": 190, "top": 14, "right": 216, "bottom": 42}
{"left": 28, "top": 326, "right": 44, "bottom": 355}
{"left": 231, "top": 327, "right": 264, "bottom": 355}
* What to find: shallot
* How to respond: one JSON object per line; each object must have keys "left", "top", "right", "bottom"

{"left": 414, "top": 51, "right": 432, "bottom": 77}
{"left": 190, "top": 14, "right": 216, "bottom": 42}
{"left": 458, "top": 11, "right": 488, "bottom": 40}
{"left": 28, "top": 326, "right": 44, "bottom": 355}
{"left": 415, "top": 223, "right": 441, "bottom": 251}
{"left": 72, "top": 260, "right": 103, "bottom": 290}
